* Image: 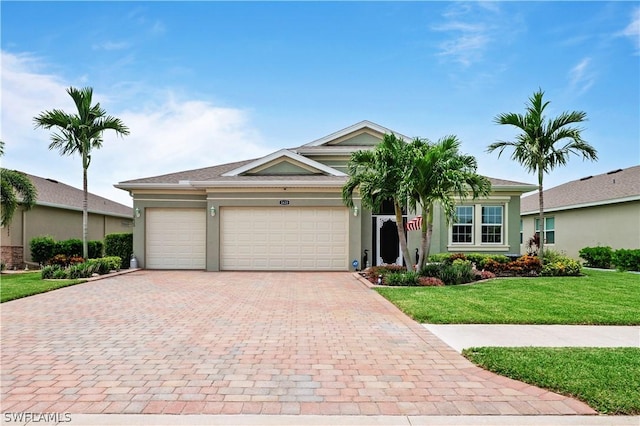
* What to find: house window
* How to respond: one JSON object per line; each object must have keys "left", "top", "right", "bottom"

{"left": 481, "top": 206, "right": 503, "bottom": 243}
{"left": 535, "top": 217, "right": 555, "bottom": 244}
{"left": 452, "top": 206, "right": 473, "bottom": 243}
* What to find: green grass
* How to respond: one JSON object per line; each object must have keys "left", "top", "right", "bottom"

{"left": 463, "top": 347, "right": 640, "bottom": 415}
{"left": 375, "top": 269, "right": 640, "bottom": 324}
{"left": 0, "top": 272, "right": 85, "bottom": 303}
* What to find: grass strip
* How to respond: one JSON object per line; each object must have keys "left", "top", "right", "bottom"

{"left": 1, "top": 272, "right": 84, "bottom": 303}
{"left": 463, "top": 347, "right": 640, "bottom": 415}
{"left": 375, "top": 269, "right": 640, "bottom": 324}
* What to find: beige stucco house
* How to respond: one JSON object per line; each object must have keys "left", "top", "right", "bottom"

{"left": 520, "top": 165, "right": 640, "bottom": 259}
{"left": 1, "top": 173, "right": 133, "bottom": 269}
{"left": 116, "top": 121, "right": 536, "bottom": 271}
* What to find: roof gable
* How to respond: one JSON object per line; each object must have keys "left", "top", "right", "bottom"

{"left": 301, "top": 120, "right": 410, "bottom": 147}
{"left": 221, "top": 149, "right": 346, "bottom": 177}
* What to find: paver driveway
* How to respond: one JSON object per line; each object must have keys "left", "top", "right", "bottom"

{"left": 1, "top": 271, "right": 595, "bottom": 416}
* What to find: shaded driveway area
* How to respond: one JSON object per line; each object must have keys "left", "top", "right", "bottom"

{"left": 1, "top": 271, "right": 595, "bottom": 416}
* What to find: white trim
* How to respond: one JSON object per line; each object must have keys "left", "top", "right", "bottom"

{"left": 221, "top": 149, "right": 346, "bottom": 177}
{"left": 190, "top": 180, "right": 346, "bottom": 188}
{"left": 447, "top": 245, "right": 510, "bottom": 252}
{"left": 521, "top": 195, "right": 640, "bottom": 215}
{"left": 302, "top": 120, "right": 411, "bottom": 146}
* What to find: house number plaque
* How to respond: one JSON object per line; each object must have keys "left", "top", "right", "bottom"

{"left": 279, "top": 200, "right": 290, "bottom": 205}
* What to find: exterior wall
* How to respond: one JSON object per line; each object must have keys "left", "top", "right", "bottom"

{"left": 521, "top": 200, "right": 640, "bottom": 259}
{"left": 0, "top": 205, "right": 133, "bottom": 265}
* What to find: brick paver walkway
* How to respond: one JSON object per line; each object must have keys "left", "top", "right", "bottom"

{"left": 1, "top": 271, "right": 595, "bottom": 415}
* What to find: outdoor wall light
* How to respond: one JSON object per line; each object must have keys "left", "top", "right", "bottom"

{"left": 135, "top": 207, "right": 141, "bottom": 218}
{"left": 210, "top": 206, "right": 216, "bottom": 217}
{"left": 353, "top": 206, "right": 359, "bottom": 217}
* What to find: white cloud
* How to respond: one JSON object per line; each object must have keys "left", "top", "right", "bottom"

{"left": 619, "top": 7, "right": 640, "bottom": 53}
{"left": 432, "top": 3, "right": 501, "bottom": 67}
{"left": 568, "top": 57, "right": 596, "bottom": 95}
{"left": 1, "top": 50, "right": 271, "bottom": 207}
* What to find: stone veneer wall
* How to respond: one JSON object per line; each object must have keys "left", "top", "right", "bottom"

{"left": 1, "top": 246, "right": 23, "bottom": 270}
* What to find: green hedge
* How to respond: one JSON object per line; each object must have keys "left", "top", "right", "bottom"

{"left": 30, "top": 236, "right": 104, "bottom": 265}
{"left": 30, "top": 236, "right": 56, "bottom": 264}
{"left": 579, "top": 246, "right": 613, "bottom": 269}
{"left": 104, "top": 233, "right": 133, "bottom": 269}
{"left": 612, "top": 249, "right": 640, "bottom": 272}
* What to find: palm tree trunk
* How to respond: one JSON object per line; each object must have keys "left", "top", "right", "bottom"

{"left": 417, "top": 204, "right": 433, "bottom": 271}
{"left": 394, "top": 200, "right": 412, "bottom": 269}
{"left": 537, "top": 167, "right": 544, "bottom": 265}
{"left": 82, "top": 152, "right": 89, "bottom": 259}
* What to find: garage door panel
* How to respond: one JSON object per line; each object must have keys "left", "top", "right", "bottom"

{"left": 221, "top": 207, "right": 348, "bottom": 271}
{"left": 146, "top": 208, "right": 206, "bottom": 269}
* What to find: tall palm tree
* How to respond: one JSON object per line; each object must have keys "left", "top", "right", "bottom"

{"left": 487, "top": 89, "right": 597, "bottom": 261}
{"left": 0, "top": 141, "right": 38, "bottom": 226}
{"left": 342, "top": 133, "right": 413, "bottom": 268}
{"left": 404, "top": 136, "right": 491, "bottom": 270}
{"left": 34, "top": 87, "right": 130, "bottom": 258}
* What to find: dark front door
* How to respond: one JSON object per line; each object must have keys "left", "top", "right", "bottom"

{"left": 375, "top": 216, "right": 402, "bottom": 265}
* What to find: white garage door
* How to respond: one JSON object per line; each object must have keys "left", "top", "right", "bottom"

{"left": 146, "top": 208, "right": 206, "bottom": 269}
{"left": 221, "top": 207, "right": 348, "bottom": 271}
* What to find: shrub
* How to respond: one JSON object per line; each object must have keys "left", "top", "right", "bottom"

{"left": 473, "top": 269, "right": 496, "bottom": 280}
{"left": 52, "top": 268, "right": 69, "bottom": 279}
{"left": 440, "top": 260, "right": 475, "bottom": 285}
{"left": 41, "top": 264, "right": 61, "bottom": 279}
{"left": 30, "top": 236, "right": 56, "bottom": 265}
{"left": 480, "top": 258, "right": 505, "bottom": 274}
{"left": 88, "top": 240, "right": 104, "bottom": 259}
{"left": 0, "top": 261, "right": 5, "bottom": 271}
{"left": 504, "top": 255, "right": 542, "bottom": 276}
{"left": 419, "top": 263, "right": 443, "bottom": 279}
{"left": 418, "top": 276, "right": 445, "bottom": 286}
{"left": 86, "top": 256, "right": 121, "bottom": 275}
{"left": 384, "top": 271, "right": 420, "bottom": 286}
{"left": 541, "top": 258, "right": 582, "bottom": 276}
{"left": 612, "top": 249, "right": 640, "bottom": 272}
{"left": 579, "top": 246, "right": 613, "bottom": 269}
{"left": 104, "top": 233, "right": 133, "bottom": 268}
{"left": 427, "top": 253, "right": 451, "bottom": 263}
{"left": 49, "top": 254, "right": 68, "bottom": 267}
{"left": 55, "top": 239, "right": 83, "bottom": 257}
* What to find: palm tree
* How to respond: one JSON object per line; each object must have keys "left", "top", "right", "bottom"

{"left": 342, "top": 133, "right": 413, "bottom": 268}
{"left": 404, "top": 136, "right": 491, "bottom": 270}
{"left": 0, "top": 141, "right": 38, "bottom": 226}
{"left": 34, "top": 87, "right": 130, "bottom": 258}
{"left": 487, "top": 89, "right": 597, "bottom": 261}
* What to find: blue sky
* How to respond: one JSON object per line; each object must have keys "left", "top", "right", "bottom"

{"left": 2, "top": 1, "right": 638, "bottom": 207}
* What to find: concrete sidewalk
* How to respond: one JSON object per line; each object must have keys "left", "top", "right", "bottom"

{"left": 423, "top": 325, "right": 640, "bottom": 353}
{"left": 37, "top": 414, "right": 638, "bottom": 425}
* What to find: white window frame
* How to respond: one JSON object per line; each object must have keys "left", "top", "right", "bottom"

{"left": 448, "top": 198, "right": 510, "bottom": 252}
{"left": 481, "top": 205, "right": 503, "bottom": 244}
{"left": 451, "top": 205, "right": 474, "bottom": 244}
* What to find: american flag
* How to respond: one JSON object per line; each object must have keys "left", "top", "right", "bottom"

{"left": 406, "top": 216, "right": 422, "bottom": 231}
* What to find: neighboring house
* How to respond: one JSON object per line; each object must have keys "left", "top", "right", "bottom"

{"left": 116, "top": 121, "right": 536, "bottom": 271}
{"left": 520, "top": 165, "right": 640, "bottom": 259}
{"left": 1, "top": 173, "right": 134, "bottom": 269}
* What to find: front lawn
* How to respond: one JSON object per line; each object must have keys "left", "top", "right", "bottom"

{"left": 375, "top": 269, "right": 640, "bottom": 324}
{"left": 0, "top": 272, "right": 85, "bottom": 303}
{"left": 463, "top": 347, "right": 640, "bottom": 415}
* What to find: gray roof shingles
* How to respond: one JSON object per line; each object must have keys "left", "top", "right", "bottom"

{"left": 521, "top": 165, "right": 640, "bottom": 213}
{"left": 24, "top": 173, "right": 133, "bottom": 217}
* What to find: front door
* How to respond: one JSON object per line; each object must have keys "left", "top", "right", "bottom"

{"left": 375, "top": 215, "right": 402, "bottom": 265}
